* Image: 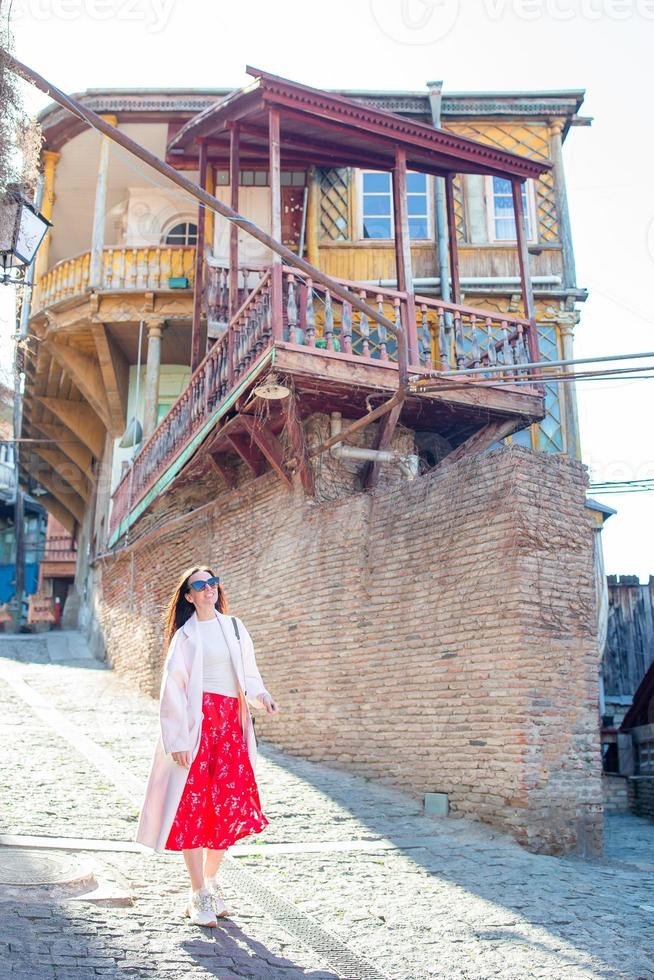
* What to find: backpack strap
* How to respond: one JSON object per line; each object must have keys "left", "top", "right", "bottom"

{"left": 231, "top": 616, "right": 240, "bottom": 640}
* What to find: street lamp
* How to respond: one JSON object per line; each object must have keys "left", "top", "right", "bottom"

{"left": 0, "top": 189, "right": 51, "bottom": 285}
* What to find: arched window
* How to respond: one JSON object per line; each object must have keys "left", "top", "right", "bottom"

{"left": 163, "top": 221, "right": 198, "bottom": 246}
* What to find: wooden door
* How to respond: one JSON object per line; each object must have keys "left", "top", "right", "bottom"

{"left": 282, "top": 186, "right": 306, "bottom": 251}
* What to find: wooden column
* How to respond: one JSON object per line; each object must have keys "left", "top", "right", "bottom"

{"left": 444, "top": 174, "right": 461, "bottom": 305}
{"left": 391, "top": 148, "right": 418, "bottom": 365}
{"left": 34, "top": 149, "right": 60, "bottom": 284}
{"left": 143, "top": 319, "right": 164, "bottom": 440}
{"left": 511, "top": 177, "right": 539, "bottom": 362}
{"left": 306, "top": 165, "right": 320, "bottom": 269}
{"left": 269, "top": 108, "right": 283, "bottom": 341}
{"left": 191, "top": 139, "right": 208, "bottom": 373}
{"left": 89, "top": 114, "right": 118, "bottom": 289}
{"left": 229, "top": 124, "right": 240, "bottom": 318}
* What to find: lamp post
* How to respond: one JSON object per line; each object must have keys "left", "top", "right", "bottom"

{"left": 1, "top": 187, "right": 51, "bottom": 629}
{"left": 0, "top": 189, "right": 51, "bottom": 285}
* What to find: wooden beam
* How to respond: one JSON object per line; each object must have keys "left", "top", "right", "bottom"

{"left": 91, "top": 322, "right": 129, "bottom": 435}
{"left": 36, "top": 396, "right": 105, "bottom": 457}
{"left": 432, "top": 418, "right": 521, "bottom": 474}
{"left": 239, "top": 414, "right": 293, "bottom": 488}
{"left": 191, "top": 139, "right": 208, "bottom": 373}
{"left": 269, "top": 107, "right": 283, "bottom": 341}
{"left": 392, "top": 146, "right": 419, "bottom": 366}
{"left": 511, "top": 178, "right": 538, "bottom": 363}
{"left": 31, "top": 419, "right": 94, "bottom": 479}
{"left": 205, "top": 452, "right": 238, "bottom": 489}
{"left": 39, "top": 493, "right": 77, "bottom": 537}
{"left": 279, "top": 390, "right": 314, "bottom": 494}
{"left": 31, "top": 447, "right": 92, "bottom": 501}
{"left": 225, "top": 431, "right": 267, "bottom": 477}
{"left": 364, "top": 398, "right": 404, "bottom": 490}
{"left": 229, "top": 124, "right": 241, "bottom": 319}
{"left": 444, "top": 174, "right": 461, "bottom": 306}
{"left": 26, "top": 465, "right": 86, "bottom": 523}
{"left": 42, "top": 339, "right": 112, "bottom": 431}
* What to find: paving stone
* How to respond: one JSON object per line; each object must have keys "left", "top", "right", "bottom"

{"left": 2, "top": 634, "right": 654, "bottom": 980}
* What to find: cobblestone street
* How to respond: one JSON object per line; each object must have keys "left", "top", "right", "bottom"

{"left": 1, "top": 631, "right": 653, "bottom": 980}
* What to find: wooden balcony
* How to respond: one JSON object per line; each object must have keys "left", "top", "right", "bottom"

{"left": 31, "top": 245, "right": 197, "bottom": 313}
{"left": 107, "top": 264, "right": 545, "bottom": 544}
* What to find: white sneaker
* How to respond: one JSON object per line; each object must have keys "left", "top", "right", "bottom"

{"left": 205, "top": 876, "right": 232, "bottom": 917}
{"left": 185, "top": 887, "right": 218, "bottom": 927}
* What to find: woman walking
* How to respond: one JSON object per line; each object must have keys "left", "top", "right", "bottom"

{"left": 135, "top": 566, "right": 278, "bottom": 927}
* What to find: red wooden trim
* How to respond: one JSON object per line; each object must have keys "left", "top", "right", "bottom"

{"left": 240, "top": 414, "right": 292, "bottom": 487}
{"left": 269, "top": 107, "right": 284, "bottom": 341}
{"left": 444, "top": 174, "right": 461, "bottom": 306}
{"left": 191, "top": 139, "right": 208, "bottom": 373}
{"left": 392, "top": 147, "right": 419, "bottom": 365}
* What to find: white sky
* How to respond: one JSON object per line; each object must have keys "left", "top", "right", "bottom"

{"left": 2, "top": 0, "right": 652, "bottom": 579}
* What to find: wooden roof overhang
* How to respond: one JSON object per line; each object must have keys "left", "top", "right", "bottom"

{"left": 167, "top": 67, "right": 552, "bottom": 181}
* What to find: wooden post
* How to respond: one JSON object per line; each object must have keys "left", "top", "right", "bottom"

{"left": 229, "top": 125, "right": 240, "bottom": 318}
{"left": 269, "top": 108, "right": 283, "bottom": 341}
{"left": 89, "top": 114, "right": 118, "bottom": 289}
{"left": 33, "top": 149, "right": 60, "bottom": 284}
{"left": 511, "top": 177, "right": 539, "bottom": 363}
{"left": 444, "top": 174, "right": 461, "bottom": 305}
{"left": 306, "top": 165, "right": 320, "bottom": 269}
{"left": 191, "top": 139, "right": 208, "bottom": 373}
{"left": 142, "top": 319, "right": 164, "bottom": 440}
{"left": 391, "top": 148, "right": 419, "bottom": 366}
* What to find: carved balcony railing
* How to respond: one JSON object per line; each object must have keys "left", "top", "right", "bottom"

{"left": 31, "top": 245, "right": 197, "bottom": 312}
{"left": 109, "top": 262, "right": 542, "bottom": 540}
{"left": 109, "top": 270, "right": 273, "bottom": 538}
{"left": 281, "top": 269, "right": 539, "bottom": 386}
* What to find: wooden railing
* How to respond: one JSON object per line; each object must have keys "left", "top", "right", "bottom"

{"left": 109, "top": 263, "right": 541, "bottom": 540}
{"left": 109, "top": 270, "right": 274, "bottom": 538}
{"left": 31, "top": 245, "right": 196, "bottom": 311}
{"left": 281, "top": 269, "right": 538, "bottom": 380}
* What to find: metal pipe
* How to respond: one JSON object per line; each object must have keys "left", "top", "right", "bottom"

{"left": 362, "top": 275, "right": 562, "bottom": 288}
{"left": 410, "top": 349, "right": 654, "bottom": 380}
{"left": 329, "top": 413, "right": 419, "bottom": 479}
{"left": 8, "top": 54, "right": 408, "bottom": 387}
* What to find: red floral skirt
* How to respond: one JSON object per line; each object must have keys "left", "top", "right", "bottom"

{"left": 164, "top": 692, "right": 270, "bottom": 851}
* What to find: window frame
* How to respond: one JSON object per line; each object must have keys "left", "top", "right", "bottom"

{"left": 485, "top": 176, "right": 538, "bottom": 245}
{"left": 355, "top": 169, "right": 434, "bottom": 243}
{"left": 161, "top": 219, "right": 199, "bottom": 247}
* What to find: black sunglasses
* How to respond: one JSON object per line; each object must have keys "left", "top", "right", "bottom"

{"left": 188, "top": 575, "right": 220, "bottom": 592}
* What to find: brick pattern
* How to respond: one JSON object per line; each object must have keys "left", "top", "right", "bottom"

{"left": 96, "top": 429, "right": 602, "bottom": 855}
{"left": 602, "top": 773, "right": 630, "bottom": 813}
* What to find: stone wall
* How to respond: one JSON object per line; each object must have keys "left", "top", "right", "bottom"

{"left": 95, "top": 426, "right": 603, "bottom": 855}
{"left": 628, "top": 776, "right": 654, "bottom": 820}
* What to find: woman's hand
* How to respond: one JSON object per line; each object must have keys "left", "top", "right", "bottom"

{"left": 171, "top": 750, "right": 191, "bottom": 768}
{"left": 259, "top": 693, "right": 279, "bottom": 715}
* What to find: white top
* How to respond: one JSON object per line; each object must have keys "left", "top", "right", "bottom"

{"left": 197, "top": 617, "right": 240, "bottom": 697}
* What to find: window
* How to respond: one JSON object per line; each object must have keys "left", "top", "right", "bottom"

{"left": 487, "top": 177, "right": 536, "bottom": 242}
{"left": 163, "top": 221, "right": 198, "bottom": 246}
{"left": 214, "top": 170, "right": 306, "bottom": 187}
{"left": 361, "top": 170, "right": 430, "bottom": 240}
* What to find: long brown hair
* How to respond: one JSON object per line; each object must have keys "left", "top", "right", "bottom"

{"left": 163, "top": 565, "right": 229, "bottom": 651}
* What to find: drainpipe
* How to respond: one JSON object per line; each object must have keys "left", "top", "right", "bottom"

{"left": 427, "top": 81, "right": 451, "bottom": 306}
{"left": 329, "top": 413, "right": 419, "bottom": 480}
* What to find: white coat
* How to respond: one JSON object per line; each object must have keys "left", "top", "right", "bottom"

{"left": 134, "top": 609, "right": 270, "bottom": 853}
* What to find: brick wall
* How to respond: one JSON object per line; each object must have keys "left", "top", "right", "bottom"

{"left": 602, "top": 773, "right": 630, "bottom": 813}
{"left": 94, "top": 427, "right": 603, "bottom": 855}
